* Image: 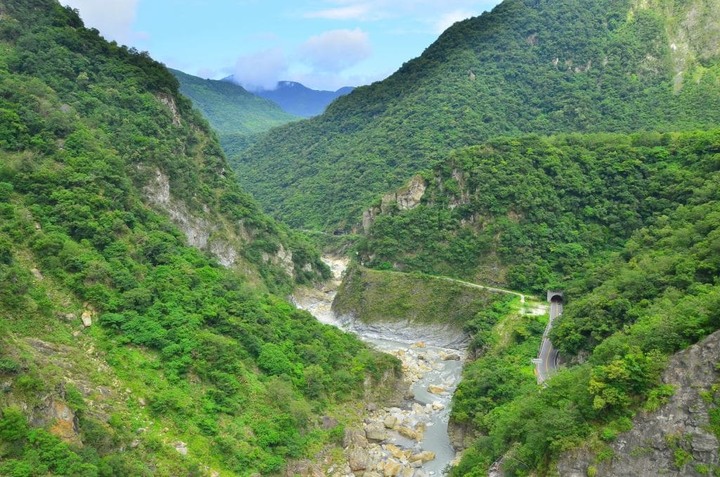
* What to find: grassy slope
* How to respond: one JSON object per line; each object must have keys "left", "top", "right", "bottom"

{"left": 333, "top": 265, "right": 507, "bottom": 327}
{"left": 237, "top": 0, "right": 720, "bottom": 230}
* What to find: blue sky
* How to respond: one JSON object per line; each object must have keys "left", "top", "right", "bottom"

{"left": 60, "top": 0, "right": 503, "bottom": 91}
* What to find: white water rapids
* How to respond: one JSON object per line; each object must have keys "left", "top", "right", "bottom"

{"left": 292, "top": 257, "right": 466, "bottom": 476}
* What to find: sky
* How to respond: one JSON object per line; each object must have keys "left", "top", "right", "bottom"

{"left": 59, "top": 0, "right": 503, "bottom": 91}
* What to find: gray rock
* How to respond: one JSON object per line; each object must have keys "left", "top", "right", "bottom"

{"left": 365, "top": 422, "right": 387, "bottom": 442}
{"left": 557, "top": 330, "right": 720, "bottom": 476}
{"left": 347, "top": 448, "right": 370, "bottom": 471}
{"left": 322, "top": 415, "right": 338, "bottom": 429}
{"left": 81, "top": 310, "right": 92, "bottom": 327}
{"left": 383, "top": 415, "right": 398, "bottom": 429}
{"left": 174, "top": 441, "right": 188, "bottom": 455}
{"left": 344, "top": 429, "right": 369, "bottom": 448}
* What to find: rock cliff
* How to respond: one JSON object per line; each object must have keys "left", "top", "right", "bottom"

{"left": 557, "top": 330, "right": 720, "bottom": 476}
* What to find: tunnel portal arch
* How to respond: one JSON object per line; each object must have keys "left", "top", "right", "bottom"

{"left": 547, "top": 291, "right": 564, "bottom": 304}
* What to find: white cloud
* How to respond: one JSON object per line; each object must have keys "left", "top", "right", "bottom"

{"left": 303, "top": 1, "right": 497, "bottom": 30}
{"left": 304, "top": 5, "right": 372, "bottom": 20}
{"left": 233, "top": 48, "right": 288, "bottom": 91}
{"left": 299, "top": 28, "right": 371, "bottom": 72}
{"left": 60, "top": 0, "right": 143, "bottom": 44}
{"left": 433, "top": 9, "right": 474, "bottom": 34}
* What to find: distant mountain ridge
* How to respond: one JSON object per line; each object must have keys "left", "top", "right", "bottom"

{"left": 225, "top": 77, "right": 354, "bottom": 117}
{"left": 171, "top": 69, "right": 299, "bottom": 155}
{"left": 172, "top": 69, "right": 298, "bottom": 136}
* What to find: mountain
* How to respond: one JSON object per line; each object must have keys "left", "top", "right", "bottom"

{"left": 171, "top": 69, "right": 299, "bottom": 156}
{"left": 358, "top": 131, "right": 720, "bottom": 292}
{"left": 242, "top": 80, "right": 354, "bottom": 118}
{"left": 352, "top": 129, "right": 720, "bottom": 476}
{"left": 0, "top": 1, "right": 396, "bottom": 475}
{"left": 236, "top": 0, "right": 720, "bottom": 230}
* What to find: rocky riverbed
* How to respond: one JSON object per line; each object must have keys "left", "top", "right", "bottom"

{"left": 292, "top": 257, "right": 466, "bottom": 476}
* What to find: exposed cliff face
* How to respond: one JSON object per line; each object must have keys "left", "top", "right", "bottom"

{"left": 361, "top": 175, "right": 427, "bottom": 233}
{"left": 144, "top": 168, "right": 245, "bottom": 266}
{"left": 633, "top": 0, "right": 720, "bottom": 90}
{"left": 144, "top": 168, "right": 315, "bottom": 283}
{"left": 557, "top": 330, "right": 720, "bottom": 476}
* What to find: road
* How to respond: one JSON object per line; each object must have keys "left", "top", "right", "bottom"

{"left": 535, "top": 299, "right": 562, "bottom": 384}
{"left": 438, "top": 276, "right": 532, "bottom": 303}
{"left": 373, "top": 268, "right": 536, "bottom": 303}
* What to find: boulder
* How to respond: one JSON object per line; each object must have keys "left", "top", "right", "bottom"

{"left": 383, "top": 415, "right": 398, "bottom": 429}
{"left": 383, "top": 461, "right": 402, "bottom": 477}
{"left": 347, "top": 449, "right": 370, "bottom": 471}
{"left": 409, "top": 451, "right": 436, "bottom": 463}
{"left": 428, "top": 385, "right": 445, "bottom": 395}
{"left": 365, "top": 423, "right": 387, "bottom": 442}
{"left": 81, "top": 310, "right": 92, "bottom": 327}
{"left": 174, "top": 441, "right": 188, "bottom": 455}
{"left": 344, "top": 429, "right": 369, "bottom": 448}
{"left": 397, "top": 426, "right": 419, "bottom": 441}
{"left": 322, "top": 415, "right": 338, "bottom": 429}
{"left": 384, "top": 443, "right": 406, "bottom": 460}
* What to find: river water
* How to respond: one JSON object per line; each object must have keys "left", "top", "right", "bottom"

{"left": 292, "top": 257, "right": 466, "bottom": 476}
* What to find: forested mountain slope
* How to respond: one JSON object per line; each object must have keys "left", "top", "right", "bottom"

{"left": 238, "top": 0, "right": 720, "bottom": 230}
{"left": 172, "top": 69, "right": 299, "bottom": 156}
{"left": 356, "top": 130, "right": 720, "bottom": 475}
{"left": 0, "top": 1, "right": 397, "bottom": 475}
{"left": 358, "top": 131, "right": 720, "bottom": 292}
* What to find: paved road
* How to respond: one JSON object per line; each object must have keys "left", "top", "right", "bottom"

{"left": 535, "top": 299, "right": 562, "bottom": 384}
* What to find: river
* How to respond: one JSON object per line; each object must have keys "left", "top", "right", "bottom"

{"left": 292, "top": 256, "right": 466, "bottom": 476}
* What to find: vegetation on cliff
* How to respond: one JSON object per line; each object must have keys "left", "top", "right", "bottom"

{"left": 333, "top": 265, "right": 503, "bottom": 326}
{"left": 359, "top": 130, "right": 720, "bottom": 293}
{"left": 0, "top": 1, "right": 397, "bottom": 475}
{"left": 439, "top": 129, "right": 720, "bottom": 475}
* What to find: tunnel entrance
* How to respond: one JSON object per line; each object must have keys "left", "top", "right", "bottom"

{"left": 547, "top": 291, "right": 564, "bottom": 304}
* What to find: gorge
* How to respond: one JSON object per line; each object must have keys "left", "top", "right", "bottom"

{"left": 2, "top": 0, "right": 720, "bottom": 476}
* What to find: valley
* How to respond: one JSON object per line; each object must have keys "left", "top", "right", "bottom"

{"left": 293, "top": 257, "right": 547, "bottom": 476}
{"left": 1, "top": 0, "right": 720, "bottom": 476}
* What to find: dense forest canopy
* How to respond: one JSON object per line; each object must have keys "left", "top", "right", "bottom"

{"left": 236, "top": 0, "right": 720, "bottom": 230}
{"left": 359, "top": 131, "right": 720, "bottom": 292}
{"left": 0, "top": 1, "right": 397, "bottom": 475}
{"left": 2, "top": 0, "right": 720, "bottom": 475}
